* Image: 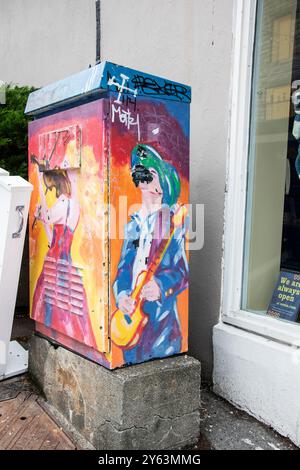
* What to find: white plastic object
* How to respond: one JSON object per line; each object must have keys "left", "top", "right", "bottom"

{"left": 0, "top": 171, "right": 32, "bottom": 380}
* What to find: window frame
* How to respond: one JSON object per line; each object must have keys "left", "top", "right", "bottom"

{"left": 222, "top": 0, "right": 300, "bottom": 347}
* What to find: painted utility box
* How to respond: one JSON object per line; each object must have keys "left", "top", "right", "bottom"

{"left": 26, "top": 62, "right": 191, "bottom": 369}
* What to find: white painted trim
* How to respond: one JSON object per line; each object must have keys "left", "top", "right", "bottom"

{"left": 223, "top": 310, "right": 300, "bottom": 347}
{"left": 213, "top": 322, "right": 300, "bottom": 447}
{"left": 223, "top": 0, "right": 258, "bottom": 316}
{"left": 221, "top": 0, "right": 257, "bottom": 318}
{"left": 221, "top": 0, "right": 300, "bottom": 347}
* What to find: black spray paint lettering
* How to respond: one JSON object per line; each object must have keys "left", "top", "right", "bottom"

{"left": 131, "top": 75, "right": 190, "bottom": 102}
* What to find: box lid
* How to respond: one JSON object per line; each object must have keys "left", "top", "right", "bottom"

{"left": 25, "top": 61, "right": 191, "bottom": 115}
{"left": 0, "top": 175, "right": 33, "bottom": 192}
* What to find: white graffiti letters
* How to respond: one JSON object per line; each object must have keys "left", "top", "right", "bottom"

{"left": 107, "top": 73, "right": 138, "bottom": 104}
{"left": 108, "top": 73, "right": 140, "bottom": 140}
{"left": 111, "top": 103, "right": 140, "bottom": 140}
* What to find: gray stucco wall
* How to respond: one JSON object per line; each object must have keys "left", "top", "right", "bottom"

{"left": 0, "top": 0, "right": 97, "bottom": 310}
{"left": 100, "top": 0, "right": 234, "bottom": 379}
{"left": 0, "top": 0, "right": 234, "bottom": 380}
{"left": 0, "top": 0, "right": 96, "bottom": 87}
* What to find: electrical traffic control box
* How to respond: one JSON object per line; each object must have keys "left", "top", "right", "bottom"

{"left": 25, "top": 62, "right": 191, "bottom": 369}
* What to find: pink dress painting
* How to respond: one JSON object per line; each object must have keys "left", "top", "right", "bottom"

{"left": 32, "top": 168, "right": 97, "bottom": 349}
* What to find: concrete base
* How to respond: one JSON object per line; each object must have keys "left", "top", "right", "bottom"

{"left": 28, "top": 334, "right": 201, "bottom": 450}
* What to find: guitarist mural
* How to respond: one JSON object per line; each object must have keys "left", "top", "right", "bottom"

{"left": 111, "top": 145, "right": 188, "bottom": 364}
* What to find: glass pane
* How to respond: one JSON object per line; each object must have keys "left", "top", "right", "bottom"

{"left": 242, "top": 0, "right": 300, "bottom": 322}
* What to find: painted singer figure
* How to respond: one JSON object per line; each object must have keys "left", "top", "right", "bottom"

{"left": 31, "top": 162, "right": 97, "bottom": 348}
{"left": 113, "top": 144, "right": 188, "bottom": 364}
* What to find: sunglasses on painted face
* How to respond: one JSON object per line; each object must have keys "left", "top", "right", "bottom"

{"left": 131, "top": 164, "right": 154, "bottom": 187}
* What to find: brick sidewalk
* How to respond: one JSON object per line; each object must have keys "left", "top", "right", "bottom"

{"left": 0, "top": 376, "right": 76, "bottom": 450}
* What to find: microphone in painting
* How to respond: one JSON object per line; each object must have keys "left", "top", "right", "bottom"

{"left": 30, "top": 154, "right": 48, "bottom": 229}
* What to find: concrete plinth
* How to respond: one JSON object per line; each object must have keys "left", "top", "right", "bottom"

{"left": 28, "top": 334, "right": 201, "bottom": 450}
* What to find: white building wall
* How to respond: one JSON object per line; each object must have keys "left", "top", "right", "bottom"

{"left": 100, "top": 0, "right": 234, "bottom": 377}
{"left": 0, "top": 0, "right": 96, "bottom": 87}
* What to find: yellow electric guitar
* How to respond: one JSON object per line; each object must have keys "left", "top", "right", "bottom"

{"left": 111, "top": 205, "right": 187, "bottom": 349}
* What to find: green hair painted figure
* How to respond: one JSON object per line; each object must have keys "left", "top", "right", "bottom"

{"left": 131, "top": 144, "right": 181, "bottom": 207}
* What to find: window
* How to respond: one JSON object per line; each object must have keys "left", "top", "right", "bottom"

{"left": 242, "top": 0, "right": 300, "bottom": 323}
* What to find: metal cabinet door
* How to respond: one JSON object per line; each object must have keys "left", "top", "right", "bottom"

{"left": 28, "top": 100, "right": 109, "bottom": 355}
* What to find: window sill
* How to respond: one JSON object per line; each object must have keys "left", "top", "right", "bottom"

{"left": 223, "top": 309, "right": 300, "bottom": 347}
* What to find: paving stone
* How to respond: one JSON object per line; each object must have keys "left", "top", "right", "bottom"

{"left": 197, "top": 388, "right": 297, "bottom": 450}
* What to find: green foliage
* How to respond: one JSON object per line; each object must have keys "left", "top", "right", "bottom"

{"left": 0, "top": 85, "right": 35, "bottom": 179}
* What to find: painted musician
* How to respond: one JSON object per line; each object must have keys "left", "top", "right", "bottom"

{"left": 113, "top": 144, "right": 188, "bottom": 363}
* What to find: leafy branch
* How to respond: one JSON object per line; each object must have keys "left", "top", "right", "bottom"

{"left": 0, "top": 85, "right": 36, "bottom": 179}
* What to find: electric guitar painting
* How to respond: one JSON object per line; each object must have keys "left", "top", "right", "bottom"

{"left": 111, "top": 205, "right": 187, "bottom": 349}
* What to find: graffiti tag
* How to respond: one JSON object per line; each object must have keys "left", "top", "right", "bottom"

{"left": 108, "top": 73, "right": 138, "bottom": 104}
{"left": 131, "top": 75, "right": 190, "bottom": 102}
{"left": 111, "top": 103, "right": 140, "bottom": 140}
{"left": 108, "top": 73, "right": 140, "bottom": 140}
